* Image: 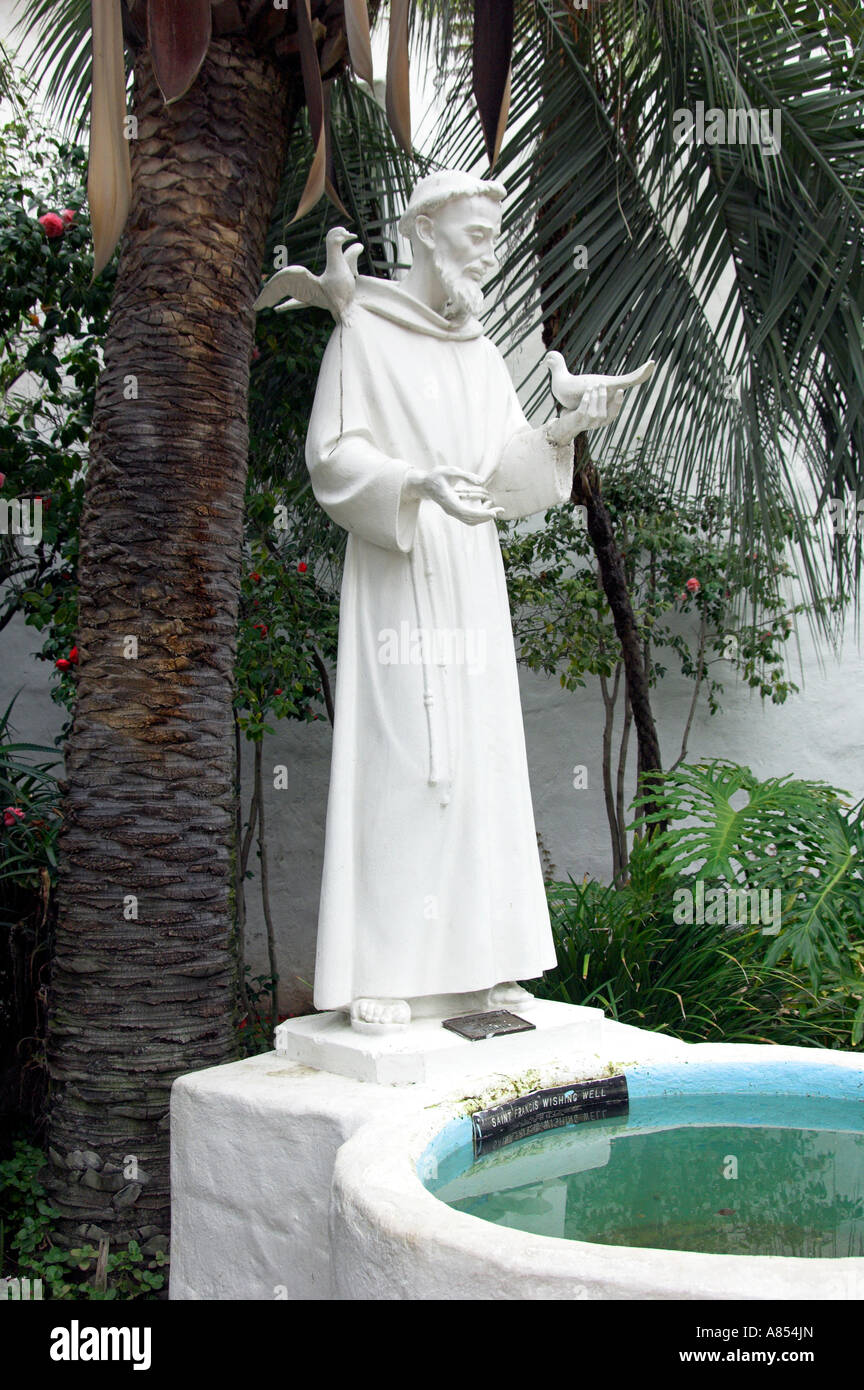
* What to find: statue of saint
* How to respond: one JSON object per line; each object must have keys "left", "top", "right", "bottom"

{"left": 288, "top": 171, "right": 634, "bottom": 1032}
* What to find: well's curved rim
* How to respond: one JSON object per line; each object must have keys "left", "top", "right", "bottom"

{"left": 331, "top": 1046, "right": 864, "bottom": 1300}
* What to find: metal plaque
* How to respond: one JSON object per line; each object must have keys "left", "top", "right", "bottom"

{"left": 441, "top": 1009, "right": 536, "bottom": 1042}
{"left": 471, "top": 1074, "right": 630, "bottom": 1154}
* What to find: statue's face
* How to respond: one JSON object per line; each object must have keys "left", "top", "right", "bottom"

{"left": 418, "top": 194, "right": 502, "bottom": 321}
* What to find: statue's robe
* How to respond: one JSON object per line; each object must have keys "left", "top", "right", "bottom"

{"left": 305, "top": 278, "right": 573, "bottom": 1009}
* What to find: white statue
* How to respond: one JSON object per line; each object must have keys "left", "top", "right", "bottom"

{"left": 260, "top": 171, "right": 654, "bottom": 1033}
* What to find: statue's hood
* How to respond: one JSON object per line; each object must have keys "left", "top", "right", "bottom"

{"left": 353, "top": 275, "right": 484, "bottom": 341}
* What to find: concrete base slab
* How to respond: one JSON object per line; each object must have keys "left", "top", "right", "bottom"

{"left": 274, "top": 999, "right": 604, "bottom": 1085}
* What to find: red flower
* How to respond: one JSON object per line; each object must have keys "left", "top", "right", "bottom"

{"left": 68, "top": 646, "right": 80, "bottom": 665}
{"left": 38, "top": 212, "right": 65, "bottom": 238}
{"left": 685, "top": 577, "right": 700, "bottom": 594}
{"left": 250, "top": 571, "right": 261, "bottom": 583}
{"left": 34, "top": 495, "right": 51, "bottom": 510}
{"left": 3, "top": 807, "right": 24, "bottom": 827}
{"left": 60, "top": 208, "right": 76, "bottom": 225}
{"left": 297, "top": 562, "right": 308, "bottom": 573}
{"left": 275, "top": 688, "right": 283, "bottom": 695}
{"left": 253, "top": 622, "right": 268, "bottom": 637}
{"left": 0, "top": 473, "right": 5, "bottom": 489}
{"left": 251, "top": 347, "right": 261, "bottom": 361}
{"left": 55, "top": 658, "right": 71, "bottom": 670}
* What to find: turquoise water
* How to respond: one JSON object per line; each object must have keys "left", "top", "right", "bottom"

{"left": 426, "top": 1094, "right": 864, "bottom": 1257}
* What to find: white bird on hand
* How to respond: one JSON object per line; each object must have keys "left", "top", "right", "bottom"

{"left": 254, "top": 226, "right": 362, "bottom": 322}
{"left": 543, "top": 351, "right": 656, "bottom": 409}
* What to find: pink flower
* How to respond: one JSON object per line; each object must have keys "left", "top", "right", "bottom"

{"left": 3, "top": 807, "right": 24, "bottom": 827}
{"left": 60, "top": 208, "right": 76, "bottom": 225}
{"left": 685, "top": 577, "right": 701, "bottom": 594}
{"left": 38, "top": 212, "right": 65, "bottom": 238}
{"left": 0, "top": 473, "right": 5, "bottom": 489}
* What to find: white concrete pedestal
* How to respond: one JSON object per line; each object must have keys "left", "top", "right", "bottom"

{"left": 274, "top": 998, "right": 603, "bottom": 1085}
{"left": 169, "top": 1052, "right": 427, "bottom": 1300}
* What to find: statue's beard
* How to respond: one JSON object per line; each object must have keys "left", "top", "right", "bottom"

{"left": 433, "top": 252, "right": 486, "bottom": 323}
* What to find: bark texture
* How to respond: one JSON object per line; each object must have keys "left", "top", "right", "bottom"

{"left": 571, "top": 445, "right": 663, "bottom": 787}
{"left": 44, "top": 37, "right": 292, "bottom": 1250}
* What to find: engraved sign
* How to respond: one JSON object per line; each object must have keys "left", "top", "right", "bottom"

{"left": 441, "top": 1010, "right": 536, "bottom": 1041}
{"left": 471, "top": 1074, "right": 629, "bottom": 1154}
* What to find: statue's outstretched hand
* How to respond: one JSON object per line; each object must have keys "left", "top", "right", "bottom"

{"left": 404, "top": 465, "right": 504, "bottom": 526}
{"left": 543, "top": 356, "right": 656, "bottom": 447}
{"left": 546, "top": 384, "right": 625, "bottom": 447}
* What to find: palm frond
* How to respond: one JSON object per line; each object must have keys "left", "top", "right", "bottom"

{"left": 14, "top": 0, "right": 94, "bottom": 138}
{"left": 0, "top": 39, "right": 17, "bottom": 104}
{"left": 428, "top": 0, "right": 864, "bottom": 622}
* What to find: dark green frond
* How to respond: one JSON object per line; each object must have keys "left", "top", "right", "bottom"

{"left": 429, "top": 0, "right": 864, "bottom": 624}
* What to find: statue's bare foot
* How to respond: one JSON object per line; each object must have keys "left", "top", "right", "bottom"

{"left": 349, "top": 997, "right": 411, "bottom": 1035}
{"left": 485, "top": 982, "right": 535, "bottom": 1011}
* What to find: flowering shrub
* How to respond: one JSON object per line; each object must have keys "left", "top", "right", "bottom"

{"left": 0, "top": 110, "right": 114, "bottom": 726}
{"left": 0, "top": 694, "right": 62, "bottom": 1131}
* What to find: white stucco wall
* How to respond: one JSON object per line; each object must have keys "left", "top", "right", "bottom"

{"left": 253, "top": 620, "right": 864, "bottom": 1013}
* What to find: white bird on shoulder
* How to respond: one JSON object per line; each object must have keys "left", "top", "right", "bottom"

{"left": 543, "top": 351, "right": 656, "bottom": 410}
{"left": 254, "top": 226, "right": 362, "bottom": 322}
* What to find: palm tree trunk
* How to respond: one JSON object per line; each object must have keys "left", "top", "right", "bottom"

{"left": 44, "top": 37, "right": 293, "bottom": 1251}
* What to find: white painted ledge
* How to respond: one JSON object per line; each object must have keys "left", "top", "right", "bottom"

{"left": 169, "top": 1053, "right": 428, "bottom": 1301}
